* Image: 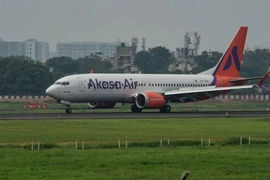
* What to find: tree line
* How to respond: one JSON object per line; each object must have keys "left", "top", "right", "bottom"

{"left": 0, "top": 54, "right": 114, "bottom": 95}
{"left": 0, "top": 47, "right": 269, "bottom": 95}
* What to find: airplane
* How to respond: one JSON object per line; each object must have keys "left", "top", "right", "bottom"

{"left": 46, "top": 26, "right": 270, "bottom": 114}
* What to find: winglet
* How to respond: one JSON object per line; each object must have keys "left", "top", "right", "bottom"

{"left": 256, "top": 71, "right": 270, "bottom": 87}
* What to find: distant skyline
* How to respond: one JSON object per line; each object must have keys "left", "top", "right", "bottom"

{"left": 1, "top": 0, "right": 270, "bottom": 52}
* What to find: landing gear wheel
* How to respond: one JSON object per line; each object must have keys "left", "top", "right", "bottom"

{"left": 131, "top": 104, "right": 142, "bottom": 113}
{"left": 65, "top": 108, "right": 72, "bottom": 114}
{"left": 159, "top": 105, "right": 171, "bottom": 113}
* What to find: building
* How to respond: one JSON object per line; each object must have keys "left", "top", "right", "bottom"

{"left": 112, "top": 43, "right": 138, "bottom": 73}
{"left": 25, "top": 39, "right": 36, "bottom": 60}
{"left": 0, "top": 39, "right": 25, "bottom": 57}
{"left": 0, "top": 39, "right": 49, "bottom": 62}
{"left": 25, "top": 39, "right": 49, "bottom": 62}
{"left": 56, "top": 42, "right": 119, "bottom": 59}
{"left": 0, "top": 39, "right": 8, "bottom": 57}
{"left": 8, "top": 41, "right": 25, "bottom": 57}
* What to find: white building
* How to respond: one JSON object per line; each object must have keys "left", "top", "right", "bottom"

{"left": 39, "top": 42, "right": 49, "bottom": 62}
{"left": 25, "top": 39, "right": 49, "bottom": 62}
{"left": 0, "top": 39, "right": 49, "bottom": 62}
{"left": 25, "top": 39, "right": 36, "bottom": 61}
{"left": 56, "top": 42, "right": 120, "bottom": 59}
{"left": 0, "top": 39, "right": 25, "bottom": 57}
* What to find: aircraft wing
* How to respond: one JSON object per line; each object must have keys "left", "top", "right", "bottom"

{"left": 164, "top": 71, "right": 270, "bottom": 102}
{"left": 164, "top": 85, "right": 254, "bottom": 102}
{"left": 165, "top": 85, "right": 254, "bottom": 96}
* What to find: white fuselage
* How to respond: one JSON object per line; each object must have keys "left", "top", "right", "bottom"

{"left": 46, "top": 73, "right": 214, "bottom": 103}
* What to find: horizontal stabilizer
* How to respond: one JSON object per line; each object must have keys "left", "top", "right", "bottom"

{"left": 230, "top": 76, "right": 263, "bottom": 83}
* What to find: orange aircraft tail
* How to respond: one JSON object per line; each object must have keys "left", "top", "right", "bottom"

{"left": 199, "top": 26, "right": 248, "bottom": 77}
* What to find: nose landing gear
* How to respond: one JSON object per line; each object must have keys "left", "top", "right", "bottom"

{"left": 57, "top": 100, "right": 72, "bottom": 114}
{"left": 65, "top": 106, "right": 72, "bottom": 114}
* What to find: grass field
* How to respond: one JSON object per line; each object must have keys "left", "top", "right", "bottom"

{"left": 1, "top": 117, "right": 270, "bottom": 179}
{"left": 1, "top": 147, "right": 270, "bottom": 179}
{"left": 1, "top": 117, "right": 270, "bottom": 143}
{"left": 0, "top": 100, "right": 270, "bottom": 114}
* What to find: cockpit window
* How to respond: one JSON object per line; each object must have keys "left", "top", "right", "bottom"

{"left": 62, "top": 82, "right": 70, "bottom": 86}
{"left": 55, "top": 81, "right": 62, "bottom": 85}
{"left": 54, "top": 81, "right": 70, "bottom": 86}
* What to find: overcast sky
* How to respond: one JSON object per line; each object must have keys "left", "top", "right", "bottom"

{"left": 0, "top": 0, "right": 269, "bottom": 52}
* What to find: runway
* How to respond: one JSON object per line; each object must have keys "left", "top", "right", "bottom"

{"left": 1, "top": 111, "right": 270, "bottom": 120}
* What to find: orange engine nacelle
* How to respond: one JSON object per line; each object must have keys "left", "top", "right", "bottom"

{"left": 135, "top": 92, "right": 166, "bottom": 109}
{"left": 88, "top": 102, "right": 116, "bottom": 109}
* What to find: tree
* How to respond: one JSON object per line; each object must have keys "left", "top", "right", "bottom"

{"left": 241, "top": 48, "right": 270, "bottom": 77}
{"left": 45, "top": 56, "right": 77, "bottom": 74}
{"left": 134, "top": 46, "right": 174, "bottom": 73}
{"left": 191, "top": 51, "right": 222, "bottom": 74}
{"left": 0, "top": 56, "right": 52, "bottom": 95}
{"left": 76, "top": 54, "right": 113, "bottom": 73}
{"left": 134, "top": 51, "right": 151, "bottom": 73}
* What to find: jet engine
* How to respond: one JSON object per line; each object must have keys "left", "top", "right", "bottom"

{"left": 88, "top": 102, "right": 116, "bottom": 109}
{"left": 135, "top": 92, "right": 166, "bottom": 109}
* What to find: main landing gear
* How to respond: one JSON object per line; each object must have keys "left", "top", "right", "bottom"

{"left": 130, "top": 104, "right": 171, "bottom": 113}
{"left": 131, "top": 104, "right": 142, "bottom": 113}
{"left": 159, "top": 105, "right": 171, "bottom": 113}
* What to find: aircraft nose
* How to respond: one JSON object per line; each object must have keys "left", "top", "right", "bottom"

{"left": 46, "top": 85, "right": 58, "bottom": 98}
{"left": 45, "top": 86, "right": 52, "bottom": 95}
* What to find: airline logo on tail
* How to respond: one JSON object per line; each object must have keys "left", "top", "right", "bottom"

{"left": 222, "top": 46, "right": 241, "bottom": 71}
{"left": 213, "top": 26, "right": 248, "bottom": 77}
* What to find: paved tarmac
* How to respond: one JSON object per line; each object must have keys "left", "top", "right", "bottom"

{"left": 0, "top": 111, "right": 270, "bottom": 120}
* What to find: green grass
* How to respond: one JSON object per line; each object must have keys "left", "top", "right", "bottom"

{"left": 1, "top": 100, "right": 270, "bottom": 114}
{"left": 1, "top": 117, "right": 270, "bottom": 179}
{"left": 1, "top": 117, "right": 270, "bottom": 143}
{"left": 1, "top": 146, "right": 270, "bottom": 179}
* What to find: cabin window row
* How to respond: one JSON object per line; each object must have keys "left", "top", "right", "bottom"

{"left": 137, "top": 83, "right": 209, "bottom": 87}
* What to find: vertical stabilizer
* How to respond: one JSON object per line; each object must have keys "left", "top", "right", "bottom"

{"left": 199, "top": 26, "right": 248, "bottom": 77}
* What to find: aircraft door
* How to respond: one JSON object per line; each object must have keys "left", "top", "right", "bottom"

{"left": 77, "top": 77, "right": 85, "bottom": 92}
{"left": 143, "top": 82, "right": 147, "bottom": 90}
{"left": 147, "top": 82, "right": 152, "bottom": 90}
